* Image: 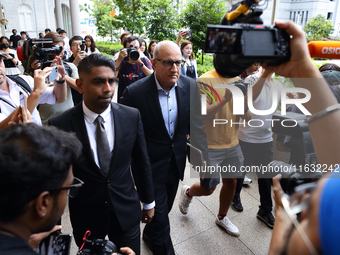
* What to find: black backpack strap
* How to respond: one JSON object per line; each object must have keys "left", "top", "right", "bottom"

{"left": 7, "top": 75, "right": 32, "bottom": 94}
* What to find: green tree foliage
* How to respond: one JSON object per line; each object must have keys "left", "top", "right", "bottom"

{"left": 304, "top": 14, "right": 334, "bottom": 41}
{"left": 141, "top": 0, "right": 179, "bottom": 42}
{"left": 179, "top": 0, "right": 228, "bottom": 64}
{"left": 113, "top": 0, "right": 144, "bottom": 35}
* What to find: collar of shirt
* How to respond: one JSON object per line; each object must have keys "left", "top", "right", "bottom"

{"left": 0, "top": 77, "right": 22, "bottom": 107}
{"left": 82, "top": 101, "right": 111, "bottom": 124}
{"left": 154, "top": 73, "right": 177, "bottom": 92}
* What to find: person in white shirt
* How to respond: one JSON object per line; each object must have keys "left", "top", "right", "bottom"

{"left": 0, "top": 53, "right": 67, "bottom": 128}
{"left": 84, "top": 35, "right": 100, "bottom": 56}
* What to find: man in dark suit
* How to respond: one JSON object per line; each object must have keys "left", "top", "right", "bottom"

{"left": 120, "top": 41, "right": 209, "bottom": 255}
{"left": 49, "top": 54, "right": 154, "bottom": 255}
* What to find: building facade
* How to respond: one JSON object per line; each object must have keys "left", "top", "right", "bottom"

{"left": 0, "top": 0, "right": 81, "bottom": 38}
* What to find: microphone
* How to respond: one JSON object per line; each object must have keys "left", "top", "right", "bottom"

{"left": 308, "top": 41, "right": 340, "bottom": 59}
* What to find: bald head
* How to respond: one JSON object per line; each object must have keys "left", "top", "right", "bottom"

{"left": 153, "top": 40, "right": 181, "bottom": 60}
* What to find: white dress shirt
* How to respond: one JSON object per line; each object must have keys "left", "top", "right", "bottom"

{"left": 154, "top": 74, "right": 178, "bottom": 140}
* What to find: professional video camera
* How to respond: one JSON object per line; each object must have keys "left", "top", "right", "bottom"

{"left": 204, "top": 0, "right": 291, "bottom": 78}
{"left": 17, "top": 38, "right": 63, "bottom": 69}
{"left": 265, "top": 112, "right": 322, "bottom": 194}
{"left": 124, "top": 44, "right": 139, "bottom": 61}
{"left": 77, "top": 231, "right": 125, "bottom": 255}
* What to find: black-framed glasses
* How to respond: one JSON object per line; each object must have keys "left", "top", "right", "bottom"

{"left": 154, "top": 59, "right": 184, "bottom": 69}
{"left": 49, "top": 177, "right": 84, "bottom": 198}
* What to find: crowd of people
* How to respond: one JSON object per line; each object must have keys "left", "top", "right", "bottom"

{"left": 0, "top": 20, "right": 340, "bottom": 255}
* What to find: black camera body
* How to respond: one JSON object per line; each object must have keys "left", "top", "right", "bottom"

{"left": 77, "top": 238, "right": 124, "bottom": 255}
{"left": 233, "top": 79, "right": 249, "bottom": 95}
{"left": 124, "top": 44, "right": 139, "bottom": 61}
{"left": 205, "top": 24, "right": 290, "bottom": 77}
{"left": 80, "top": 40, "right": 86, "bottom": 51}
{"left": 19, "top": 39, "right": 63, "bottom": 70}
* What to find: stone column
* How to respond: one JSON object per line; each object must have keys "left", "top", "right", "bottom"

{"left": 70, "top": 0, "right": 81, "bottom": 36}
{"left": 44, "top": 0, "right": 50, "bottom": 28}
{"left": 55, "top": 0, "right": 63, "bottom": 29}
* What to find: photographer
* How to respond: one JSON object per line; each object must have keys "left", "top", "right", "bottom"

{"left": 115, "top": 36, "right": 153, "bottom": 102}
{"left": 0, "top": 52, "right": 66, "bottom": 128}
{"left": 264, "top": 20, "right": 340, "bottom": 255}
{"left": 29, "top": 32, "right": 78, "bottom": 124}
{"left": 0, "top": 123, "right": 82, "bottom": 255}
{"left": 66, "top": 36, "right": 86, "bottom": 66}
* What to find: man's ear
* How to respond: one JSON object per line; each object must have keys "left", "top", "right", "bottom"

{"left": 76, "top": 78, "right": 83, "bottom": 94}
{"left": 34, "top": 191, "right": 52, "bottom": 219}
{"left": 151, "top": 59, "right": 156, "bottom": 71}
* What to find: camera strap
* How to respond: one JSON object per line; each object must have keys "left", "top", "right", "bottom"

{"left": 7, "top": 75, "right": 32, "bottom": 95}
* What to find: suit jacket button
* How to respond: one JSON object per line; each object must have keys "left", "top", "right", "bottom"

{"left": 172, "top": 143, "right": 174, "bottom": 147}
{"left": 105, "top": 201, "right": 108, "bottom": 204}
{"left": 167, "top": 158, "right": 171, "bottom": 161}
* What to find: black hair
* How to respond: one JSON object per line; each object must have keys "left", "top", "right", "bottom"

{"left": 12, "top": 29, "right": 17, "bottom": 33}
{"left": 69, "top": 35, "right": 83, "bottom": 47}
{"left": 319, "top": 63, "right": 340, "bottom": 72}
{"left": 45, "top": 28, "right": 51, "bottom": 33}
{"left": 59, "top": 29, "right": 67, "bottom": 35}
{"left": 20, "top": 31, "right": 27, "bottom": 36}
{"left": 78, "top": 54, "right": 116, "bottom": 76}
{"left": 123, "top": 36, "right": 140, "bottom": 48}
{"left": 120, "top": 32, "right": 131, "bottom": 43}
{"left": 0, "top": 36, "right": 9, "bottom": 43}
{"left": 139, "top": 39, "right": 151, "bottom": 59}
{"left": 84, "top": 35, "right": 97, "bottom": 53}
{"left": 56, "top": 27, "right": 62, "bottom": 33}
{"left": 0, "top": 124, "right": 82, "bottom": 222}
{"left": 148, "top": 40, "right": 158, "bottom": 54}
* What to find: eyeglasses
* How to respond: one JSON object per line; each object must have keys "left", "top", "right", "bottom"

{"left": 71, "top": 43, "right": 82, "bottom": 48}
{"left": 154, "top": 59, "right": 184, "bottom": 69}
{"left": 48, "top": 177, "right": 84, "bottom": 198}
{"left": 281, "top": 182, "right": 319, "bottom": 255}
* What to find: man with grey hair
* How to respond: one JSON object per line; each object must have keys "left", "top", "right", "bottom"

{"left": 120, "top": 41, "right": 209, "bottom": 255}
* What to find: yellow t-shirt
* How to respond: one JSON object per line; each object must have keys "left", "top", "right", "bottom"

{"left": 197, "top": 69, "right": 240, "bottom": 149}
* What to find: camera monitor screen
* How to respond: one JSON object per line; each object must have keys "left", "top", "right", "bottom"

{"left": 242, "top": 30, "right": 276, "bottom": 56}
{"left": 204, "top": 26, "right": 239, "bottom": 54}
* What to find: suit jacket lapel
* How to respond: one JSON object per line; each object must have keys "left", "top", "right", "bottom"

{"left": 71, "top": 103, "right": 100, "bottom": 172}
{"left": 146, "top": 74, "right": 171, "bottom": 140}
{"left": 175, "top": 77, "right": 188, "bottom": 136}
{"left": 110, "top": 102, "right": 122, "bottom": 170}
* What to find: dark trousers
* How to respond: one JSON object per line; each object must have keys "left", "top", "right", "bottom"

{"left": 73, "top": 208, "right": 140, "bottom": 255}
{"left": 234, "top": 140, "right": 273, "bottom": 213}
{"left": 143, "top": 159, "right": 179, "bottom": 255}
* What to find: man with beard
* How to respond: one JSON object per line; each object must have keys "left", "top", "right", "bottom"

{"left": 0, "top": 123, "right": 83, "bottom": 254}
{"left": 0, "top": 53, "right": 67, "bottom": 128}
{"left": 49, "top": 54, "right": 155, "bottom": 255}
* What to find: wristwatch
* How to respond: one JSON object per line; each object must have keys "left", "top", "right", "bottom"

{"left": 139, "top": 62, "right": 144, "bottom": 68}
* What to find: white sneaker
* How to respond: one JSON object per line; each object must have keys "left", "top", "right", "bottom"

{"left": 215, "top": 215, "right": 240, "bottom": 237}
{"left": 243, "top": 175, "right": 252, "bottom": 185}
{"left": 179, "top": 185, "right": 192, "bottom": 215}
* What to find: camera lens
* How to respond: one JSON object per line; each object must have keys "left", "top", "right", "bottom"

{"left": 129, "top": 51, "right": 139, "bottom": 61}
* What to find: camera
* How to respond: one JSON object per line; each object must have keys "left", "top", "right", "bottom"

{"left": 124, "top": 44, "right": 139, "bottom": 61}
{"left": 17, "top": 38, "right": 63, "bottom": 70}
{"left": 204, "top": 1, "right": 291, "bottom": 78}
{"left": 80, "top": 40, "right": 86, "bottom": 51}
{"left": 263, "top": 112, "right": 322, "bottom": 194}
{"left": 233, "top": 79, "right": 248, "bottom": 95}
{"left": 77, "top": 238, "right": 125, "bottom": 255}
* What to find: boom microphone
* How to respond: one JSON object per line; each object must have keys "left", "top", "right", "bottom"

{"left": 308, "top": 41, "right": 340, "bottom": 59}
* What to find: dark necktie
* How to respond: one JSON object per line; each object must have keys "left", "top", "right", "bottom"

{"left": 95, "top": 115, "right": 111, "bottom": 176}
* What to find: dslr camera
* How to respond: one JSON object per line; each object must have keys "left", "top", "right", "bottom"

{"left": 17, "top": 38, "right": 63, "bottom": 70}
{"left": 204, "top": 0, "right": 291, "bottom": 77}
{"left": 77, "top": 238, "right": 125, "bottom": 255}
{"left": 124, "top": 44, "right": 139, "bottom": 61}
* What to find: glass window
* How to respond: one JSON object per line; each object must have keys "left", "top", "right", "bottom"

{"left": 18, "top": 4, "right": 33, "bottom": 31}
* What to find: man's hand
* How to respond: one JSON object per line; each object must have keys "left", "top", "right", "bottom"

{"left": 33, "top": 67, "right": 53, "bottom": 95}
{"left": 222, "top": 87, "right": 232, "bottom": 105}
{"left": 28, "top": 225, "right": 62, "bottom": 250}
{"left": 74, "top": 51, "right": 86, "bottom": 66}
{"left": 118, "top": 49, "right": 128, "bottom": 62}
{"left": 262, "top": 21, "right": 319, "bottom": 78}
{"left": 51, "top": 56, "right": 66, "bottom": 81}
{"left": 112, "top": 247, "right": 135, "bottom": 255}
{"left": 142, "top": 208, "right": 154, "bottom": 224}
{"left": 8, "top": 106, "right": 32, "bottom": 125}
